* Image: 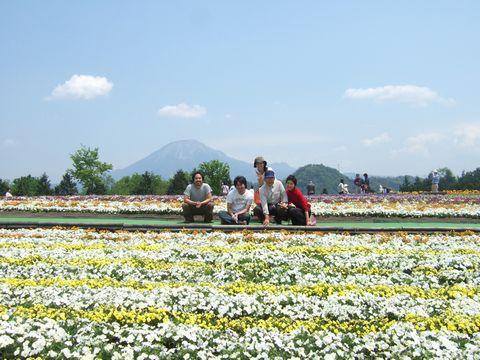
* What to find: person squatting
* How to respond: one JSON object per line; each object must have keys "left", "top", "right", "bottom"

{"left": 181, "top": 156, "right": 315, "bottom": 226}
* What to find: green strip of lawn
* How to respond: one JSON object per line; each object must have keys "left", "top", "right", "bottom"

{"left": 0, "top": 216, "right": 479, "bottom": 229}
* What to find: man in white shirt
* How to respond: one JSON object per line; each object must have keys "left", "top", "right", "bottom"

{"left": 253, "top": 170, "right": 288, "bottom": 226}
{"left": 182, "top": 171, "right": 214, "bottom": 222}
{"left": 218, "top": 176, "right": 253, "bottom": 225}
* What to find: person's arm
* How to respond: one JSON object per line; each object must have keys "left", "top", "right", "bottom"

{"left": 184, "top": 194, "right": 195, "bottom": 206}
{"left": 200, "top": 191, "right": 212, "bottom": 206}
{"left": 298, "top": 188, "right": 309, "bottom": 212}
{"left": 305, "top": 209, "right": 311, "bottom": 225}
{"left": 235, "top": 200, "right": 251, "bottom": 216}
{"left": 226, "top": 202, "right": 237, "bottom": 222}
{"left": 279, "top": 182, "right": 288, "bottom": 207}
{"left": 260, "top": 186, "right": 269, "bottom": 215}
{"left": 198, "top": 184, "right": 213, "bottom": 206}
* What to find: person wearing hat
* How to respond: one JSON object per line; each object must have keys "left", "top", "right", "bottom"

{"left": 253, "top": 156, "right": 269, "bottom": 189}
{"left": 253, "top": 156, "right": 272, "bottom": 205}
{"left": 253, "top": 169, "right": 288, "bottom": 225}
{"left": 431, "top": 170, "right": 440, "bottom": 192}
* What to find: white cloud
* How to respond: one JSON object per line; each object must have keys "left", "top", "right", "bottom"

{"left": 2, "top": 138, "right": 15, "bottom": 147}
{"left": 224, "top": 113, "right": 233, "bottom": 119}
{"left": 394, "top": 132, "right": 445, "bottom": 156}
{"left": 453, "top": 123, "right": 480, "bottom": 150}
{"left": 158, "top": 103, "right": 207, "bottom": 118}
{"left": 48, "top": 74, "right": 113, "bottom": 100}
{"left": 344, "top": 85, "right": 454, "bottom": 106}
{"left": 362, "top": 132, "right": 392, "bottom": 147}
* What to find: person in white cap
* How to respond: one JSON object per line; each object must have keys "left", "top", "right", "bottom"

{"left": 431, "top": 170, "right": 440, "bottom": 192}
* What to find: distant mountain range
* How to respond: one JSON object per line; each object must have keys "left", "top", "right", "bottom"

{"left": 111, "top": 139, "right": 296, "bottom": 182}
{"left": 111, "top": 139, "right": 411, "bottom": 192}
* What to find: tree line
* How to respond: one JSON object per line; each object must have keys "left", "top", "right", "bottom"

{"left": 3, "top": 146, "right": 480, "bottom": 196}
{"left": 399, "top": 167, "right": 480, "bottom": 192}
{"left": 1, "top": 146, "right": 231, "bottom": 197}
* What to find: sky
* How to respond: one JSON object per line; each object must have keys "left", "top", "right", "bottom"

{"left": 1, "top": 1, "right": 479, "bottom": 182}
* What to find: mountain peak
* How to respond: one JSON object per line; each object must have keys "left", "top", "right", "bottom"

{"left": 111, "top": 139, "right": 296, "bottom": 181}
{"left": 156, "top": 139, "right": 224, "bottom": 161}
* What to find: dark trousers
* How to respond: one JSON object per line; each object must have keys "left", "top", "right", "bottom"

{"left": 253, "top": 204, "right": 288, "bottom": 224}
{"left": 218, "top": 211, "right": 251, "bottom": 225}
{"left": 182, "top": 203, "right": 214, "bottom": 222}
{"left": 288, "top": 207, "right": 311, "bottom": 225}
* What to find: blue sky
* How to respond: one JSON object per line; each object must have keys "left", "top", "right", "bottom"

{"left": 1, "top": 1, "right": 479, "bottom": 181}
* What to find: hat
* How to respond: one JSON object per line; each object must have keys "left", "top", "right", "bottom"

{"left": 264, "top": 170, "right": 275, "bottom": 178}
{"left": 253, "top": 156, "right": 267, "bottom": 167}
{"left": 433, "top": 169, "right": 438, "bottom": 173}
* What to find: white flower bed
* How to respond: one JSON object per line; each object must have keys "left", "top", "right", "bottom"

{"left": 1, "top": 228, "right": 480, "bottom": 358}
{"left": 1, "top": 194, "right": 480, "bottom": 218}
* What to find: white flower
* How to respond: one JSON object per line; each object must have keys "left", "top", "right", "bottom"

{"left": 0, "top": 334, "right": 14, "bottom": 347}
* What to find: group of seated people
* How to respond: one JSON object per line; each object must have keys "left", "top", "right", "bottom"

{"left": 182, "top": 156, "right": 315, "bottom": 226}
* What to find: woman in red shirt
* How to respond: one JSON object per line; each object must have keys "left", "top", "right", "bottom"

{"left": 285, "top": 175, "right": 314, "bottom": 226}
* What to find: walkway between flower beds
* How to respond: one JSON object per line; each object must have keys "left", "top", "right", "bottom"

{"left": 0, "top": 215, "right": 479, "bottom": 233}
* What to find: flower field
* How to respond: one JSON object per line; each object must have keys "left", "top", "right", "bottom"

{"left": 1, "top": 228, "right": 480, "bottom": 358}
{"left": 1, "top": 194, "right": 480, "bottom": 218}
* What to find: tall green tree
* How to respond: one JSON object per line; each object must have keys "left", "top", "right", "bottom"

{"left": 198, "top": 160, "right": 230, "bottom": 195}
{"left": 109, "top": 172, "right": 168, "bottom": 195}
{"left": 167, "top": 170, "right": 191, "bottom": 195}
{"left": 70, "top": 145, "right": 113, "bottom": 195}
{"left": 37, "top": 173, "right": 52, "bottom": 195}
{"left": 11, "top": 175, "right": 40, "bottom": 196}
{"left": 399, "top": 176, "right": 411, "bottom": 192}
{"left": 0, "top": 179, "right": 10, "bottom": 195}
{"left": 54, "top": 172, "right": 78, "bottom": 195}
{"left": 458, "top": 168, "right": 480, "bottom": 190}
{"left": 436, "top": 167, "right": 457, "bottom": 190}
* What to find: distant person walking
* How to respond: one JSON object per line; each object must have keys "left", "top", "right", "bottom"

{"left": 182, "top": 171, "right": 214, "bottom": 223}
{"left": 431, "top": 170, "right": 440, "bottom": 192}
{"left": 362, "top": 173, "right": 370, "bottom": 193}
{"left": 354, "top": 174, "right": 363, "bottom": 194}
{"left": 307, "top": 180, "right": 316, "bottom": 195}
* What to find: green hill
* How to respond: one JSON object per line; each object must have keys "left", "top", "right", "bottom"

{"left": 293, "top": 164, "right": 347, "bottom": 194}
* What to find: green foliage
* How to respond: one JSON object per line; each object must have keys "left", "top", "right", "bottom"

{"left": 54, "top": 172, "right": 78, "bottom": 195}
{"left": 198, "top": 160, "right": 231, "bottom": 195}
{"left": 0, "top": 179, "right": 10, "bottom": 195}
{"left": 167, "top": 170, "right": 191, "bottom": 195}
{"left": 458, "top": 167, "right": 480, "bottom": 190}
{"left": 11, "top": 175, "right": 41, "bottom": 196}
{"left": 37, "top": 173, "right": 52, "bottom": 195}
{"left": 69, "top": 145, "right": 113, "bottom": 195}
{"left": 397, "top": 167, "right": 480, "bottom": 192}
{"left": 369, "top": 175, "right": 415, "bottom": 193}
{"left": 436, "top": 167, "right": 457, "bottom": 190}
{"left": 109, "top": 172, "right": 168, "bottom": 195}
